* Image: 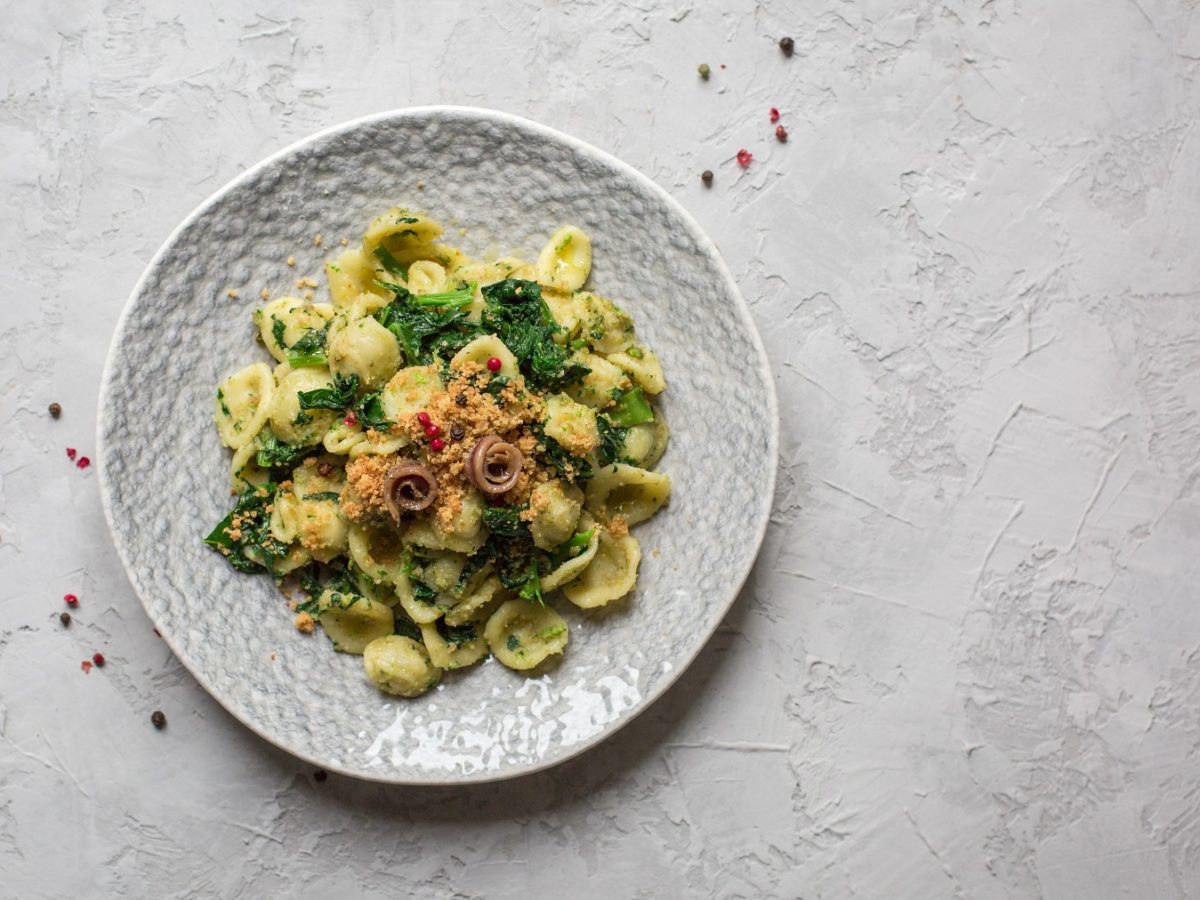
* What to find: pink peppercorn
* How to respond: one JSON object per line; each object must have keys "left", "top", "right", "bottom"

{"left": 416, "top": 411, "right": 432, "bottom": 427}
{"left": 76, "top": 456, "right": 90, "bottom": 469}
{"left": 64, "top": 594, "right": 79, "bottom": 607}
{"left": 769, "top": 107, "right": 780, "bottom": 123}
{"left": 424, "top": 424, "right": 441, "bottom": 438}
{"left": 343, "top": 412, "right": 357, "bottom": 427}
{"left": 66, "top": 447, "right": 77, "bottom": 460}
{"left": 736, "top": 149, "right": 753, "bottom": 168}
{"left": 429, "top": 437, "right": 445, "bottom": 452}
{"left": 486, "top": 357, "right": 502, "bottom": 372}
{"left": 92, "top": 652, "right": 106, "bottom": 667}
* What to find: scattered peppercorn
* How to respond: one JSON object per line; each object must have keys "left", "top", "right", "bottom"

{"left": 775, "top": 125, "right": 789, "bottom": 142}
{"left": 698, "top": 63, "right": 711, "bottom": 80}
{"left": 770, "top": 107, "right": 780, "bottom": 123}
{"left": 64, "top": 594, "right": 78, "bottom": 607}
{"left": 486, "top": 357, "right": 502, "bottom": 373}
{"left": 92, "top": 652, "right": 105, "bottom": 667}
{"left": 424, "top": 424, "right": 441, "bottom": 438}
{"left": 151, "top": 710, "right": 167, "bottom": 729}
{"left": 701, "top": 170, "right": 714, "bottom": 187}
{"left": 76, "top": 456, "right": 90, "bottom": 470}
{"left": 48, "top": 402, "right": 62, "bottom": 419}
{"left": 81, "top": 660, "right": 92, "bottom": 674}
{"left": 60, "top": 612, "right": 71, "bottom": 626}
{"left": 450, "top": 425, "right": 465, "bottom": 441}
{"left": 317, "top": 462, "right": 333, "bottom": 477}
{"left": 416, "top": 411, "right": 432, "bottom": 427}
{"left": 780, "top": 36, "right": 795, "bottom": 56}
{"left": 455, "top": 393, "right": 468, "bottom": 407}
{"left": 66, "top": 447, "right": 76, "bottom": 460}
{"left": 736, "top": 149, "right": 753, "bottom": 168}
{"left": 429, "top": 437, "right": 445, "bottom": 452}
{"left": 314, "top": 769, "right": 328, "bottom": 782}
{"left": 342, "top": 412, "right": 358, "bottom": 427}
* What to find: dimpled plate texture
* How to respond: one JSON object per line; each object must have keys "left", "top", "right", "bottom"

{"left": 97, "top": 107, "right": 778, "bottom": 784}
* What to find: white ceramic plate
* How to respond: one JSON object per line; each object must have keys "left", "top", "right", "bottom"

{"left": 97, "top": 107, "right": 778, "bottom": 784}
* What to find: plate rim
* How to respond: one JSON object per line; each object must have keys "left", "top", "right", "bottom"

{"left": 96, "top": 105, "right": 780, "bottom": 785}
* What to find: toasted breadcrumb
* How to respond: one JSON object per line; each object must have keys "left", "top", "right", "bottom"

{"left": 260, "top": 288, "right": 270, "bottom": 300}
{"left": 227, "top": 289, "right": 239, "bottom": 299}
{"left": 313, "top": 234, "right": 324, "bottom": 246}
{"left": 608, "top": 514, "right": 629, "bottom": 538}
{"left": 286, "top": 256, "right": 297, "bottom": 267}
{"left": 294, "top": 611, "right": 315, "bottom": 633}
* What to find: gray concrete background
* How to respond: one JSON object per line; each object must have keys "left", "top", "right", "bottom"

{"left": 3, "top": 1, "right": 1199, "bottom": 897}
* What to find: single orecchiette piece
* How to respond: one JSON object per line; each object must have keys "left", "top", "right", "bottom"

{"left": 268, "top": 367, "right": 339, "bottom": 446}
{"left": 419, "top": 621, "right": 490, "bottom": 670}
{"left": 536, "top": 225, "right": 592, "bottom": 292}
{"left": 450, "top": 334, "right": 519, "bottom": 378}
{"left": 619, "top": 411, "right": 670, "bottom": 470}
{"left": 322, "top": 417, "right": 368, "bottom": 455}
{"left": 405, "top": 260, "right": 448, "bottom": 295}
{"left": 528, "top": 479, "right": 584, "bottom": 551}
{"left": 393, "top": 569, "right": 447, "bottom": 625}
{"left": 254, "top": 297, "right": 333, "bottom": 363}
{"left": 575, "top": 292, "right": 635, "bottom": 354}
{"left": 607, "top": 345, "right": 666, "bottom": 395}
{"left": 317, "top": 591, "right": 395, "bottom": 654}
{"left": 348, "top": 523, "right": 409, "bottom": 586}
{"left": 543, "top": 392, "right": 600, "bottom": 456}
{"left": 562, "top": 531, "right": 641, "bottom": 609}
{"left": 363, "top": 636, "right": 441, "bottom": 697}
{"left": 380, "top": 365, "right": 444, "bottom": 425}
{"left": 484, "top": 600, "right": 569, "bottom": 671}
{"left": 566, "top": 351, "right": 630, "bottom": 409}
{"left": 326, "top": 248, "right": 389, "bottom": 307}
{"left": 327, "top": 315, "right": 401, "bottom": 390}
{"left": 584, "top": 463, "right": 671, "bottom": 527}
{"left": 215, "top": 362, "right": 275, "bottom": 450}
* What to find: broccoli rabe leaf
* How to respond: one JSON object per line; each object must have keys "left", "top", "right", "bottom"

{"left": 438, "top": 620, "right": 478, "bottom": 645}
{"left": 596, "top": 416, "right": 629, "bottom": 468}
{"left": 481, "top": 279, "right": 589, "bottom": 390}
{"left": 204, "top": 483, "right": 289, "bottom": 575}
{"left": 535, "top": 424, "right": 593, "bottom": 481}
{"left": 373, "top": 283, "right": 483, "bottom": 365}
{"left": 255, "top": 430, "right": 313, "bottom": 469}
{"left": 298, "top": 372, "right": 360, "bottom": 411}
{"left": 285, "top": 323, "right": 330, "bottom": 368}
{"left": 482, "top": 505, "right": 532, "bottom": 542}
{"left": 374, "top": 245, "right": 408, "bottom": 278}
{"left": 354, "top": 390, "right": 391, "bottom": 432}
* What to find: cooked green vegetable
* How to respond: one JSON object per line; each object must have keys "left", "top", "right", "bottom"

{"left": 255, "top": 430, "right": 312, "bottom": 469}
{"left": 298, "top": 372, "right": 360, "bottom": 411}
{"left": 481, "top": 279, "right": 589, "bottom": 390}
{"left": 596, "top": 416, "right": 629, "bottom": 467}
{"left": 285, "top": 324, "right": 330, "bottom": 368}
{"left": 374, "top": 283, "right": 483, "bottom": 365}
{"left": 608, "top": 387, "right": 654, "bottom": 427}
{"left": 204, "top": 483, "right": 289, "bottom": 574}
{"left": 482, "top": 505, "right": 532, "bottom": 542}
{"left": 374, "top": 244, "right": 408, "bottom": 278}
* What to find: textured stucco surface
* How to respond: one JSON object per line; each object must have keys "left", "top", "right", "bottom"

{"left": 3, "top": 1, "right": 1199, "bottom": 897}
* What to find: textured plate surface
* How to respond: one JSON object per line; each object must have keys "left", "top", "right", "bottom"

{"left": 97, "top": 107, "right": 778, "bottom": 784}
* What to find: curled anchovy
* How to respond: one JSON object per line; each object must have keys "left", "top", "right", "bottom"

{"left": 383, "top": 462, "right": 438, "bottom": 520}
{"left": 467, "top": 434, "right": 523, "bottom": 495}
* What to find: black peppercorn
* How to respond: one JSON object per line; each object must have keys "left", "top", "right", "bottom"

{"left": 49, "top": 402, "right": 62, "bottom": 418}
{"left": 701, "top": 170, "right": 714, "bottom": 187}
{"left": 151, "top": 710, "right": 166, "bottom": 729}
{"left": 59, "top": 611, "right": 71, "bottom": 626}
{"left": 450, "top": 425, "right": 465, "bottom": 441}
{"left": 780, "top": 36, "right": 794, "bottom": 56}
{"left": 455, "top": 393, "right": 468, "bottom": 407}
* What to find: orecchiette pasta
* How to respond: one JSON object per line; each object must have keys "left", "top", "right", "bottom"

{"left": 206, "top": 211, "right": 670, "bottom": 700}
{"left": 536, "top": 225, "right": 592, "bottom": 292}
{"left": 215, "top": 362, "right": 274, "bottom": 450}
{"left": 562, "top": 531, "right": 641, "bottom": 609}
{"left": 584, "top": 463, "right": 672, "bottom": 527}
{"left": 484, "top": 600, "right": 569, "bottom": 670}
